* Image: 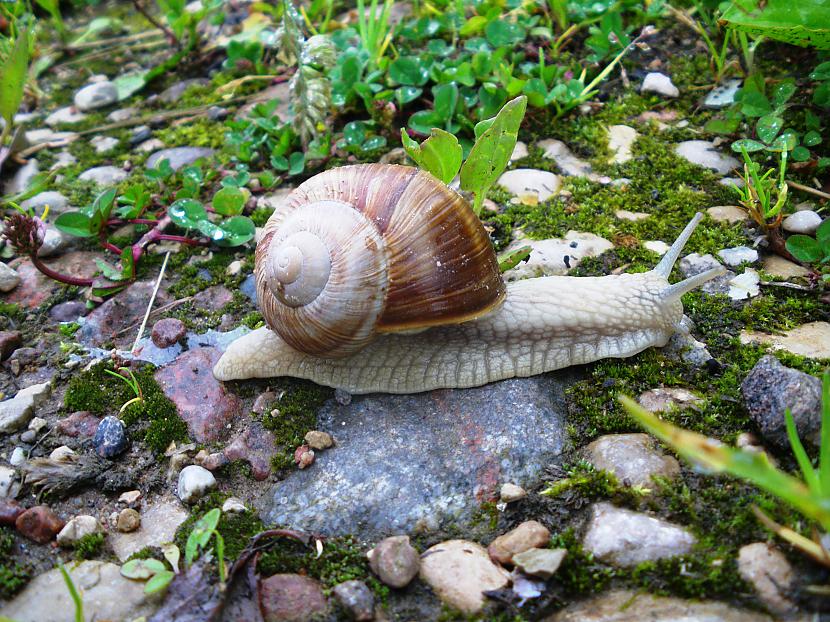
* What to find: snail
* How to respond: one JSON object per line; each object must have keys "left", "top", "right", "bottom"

{"left": 213, "top": 163, "right": 724, "bottom": 394}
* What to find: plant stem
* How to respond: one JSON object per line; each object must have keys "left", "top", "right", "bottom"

{"left": 131, "top": 0, "right": 178, "bottom": 46}
{"left": 31, "top": 255, "right": 94, "bottom": 287}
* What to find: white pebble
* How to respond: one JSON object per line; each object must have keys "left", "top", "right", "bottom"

{"left": 782, "top": 210, "right": 823, "bottom": 235}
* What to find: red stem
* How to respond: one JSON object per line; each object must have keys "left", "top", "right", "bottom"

{"left": 156, "top": 234, "right": 205, "bottom": 245}
{"left": 31, "top": 255, "right": 94, "bottom": 287}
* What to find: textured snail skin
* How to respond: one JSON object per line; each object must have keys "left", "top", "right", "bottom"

{"left": 214, "top": 255, "right": 723, "bottom": 394}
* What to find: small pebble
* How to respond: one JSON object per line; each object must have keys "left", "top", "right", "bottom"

{"left": 304, "top": 430, "right": 334, "bottom": 450}
{"left": 368, "top": 535, "right": 420, "bottom": 588}
{"left": 222, "top": 497, "right": 247, "bottom": 513}
{"left": 116, "top": 508, "right": 141, "bottom": 533}
{"left": 512, "top": 548, "right": 567, "bottom": 579}
{"left": 488, "top": 520, "right": 551, "bottom": 565}
{"left": 178, "top": 465, "right": 216, "bottom": 503}
{"left": 93, "top": 416, "right": 128, "bottom": 458}
{"left": 782, "top": 210, "right": 823, "bottom": 235}
{"left": 499, "top": 483, "right": 527, "bottom": 503}
{"left": 718, "top": 246, "right": 759, "bottom": 267}
{"left": 49, "top": 446, "right": 75, "bottom": 461}
{"left": 641, "top": 72, "right": 679, "bottom": 98}
{"left": 16, "top": 505, "right": 65, "bottom": 543}
{"left": 57, "top": 515, "right": 102, "bottom": 546}
{"left": 294, "top": 445, "right": 315, "bottom": 469}
{"left": 10, "top": 447, "right": 26, "bottom": 467}
{"left": 119, "top": 490, "right": 141, "bottom": 506}
{"left": 333, "top": 580, "right": 374, "bottom": 621}
{"left": 28, "top": 417, "right": 47, "bottom": 433}
{"left": 151, "top": 318, "right": 187, "bottom": 349}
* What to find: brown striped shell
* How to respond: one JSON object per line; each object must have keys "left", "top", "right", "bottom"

{"left": 255, "top": 164, "right": 506, "bottom": 358}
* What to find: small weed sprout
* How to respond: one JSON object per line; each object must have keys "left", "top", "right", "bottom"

{"left": 57, "top": 560, "right": 84, "bottom": 622}
{"left": 103, "top": 368, "right": 144, "bottom": 414}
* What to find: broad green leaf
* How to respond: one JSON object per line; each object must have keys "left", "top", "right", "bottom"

{"left": 792, "top": 146, "right": 811, "bottom": 162}
{"left": 811, "top": 61, "right": 830, "bottom": 80}
{"left": 731, "top": 138, "right": 766, "bottom": 153}
{"left": 215, "top": 216, "right": 256, "bottom": 247}
{"left": 756, "top": 115, "right": 783, "bottom": 144}
{"left": 212, "top": 186, "right": 246, "bottom": 216}
{"left": 785, "top": 234, "right": 823, "bottom": 263}
{"left": 112, "top": 72, "right": 148, "bottom": 101}
{"left": 739, "top": 91, "right": 772, "bottom": 117}
{"left": 0, "top": 28, "right": 30, "bottom": 128}
{"left": 432, "top": 83, "right": 459, "bottom": 122}
{"left": 720, "top": 0, "right": 830, "bottom": 49}
{"left": 399, "top": 128, "right": 461, "bottom": 185}
{"left": 771, "top": 80, "right": 796, "bottom": 107}
{"left": 95, "top": 258, "right": 123, "bottom": 280}
{"left": 169, "top": 199, "right": 208, "bottom": 229}
{"left": 121, "top": 558, "right": 167, "bottom": 580}
{"left": 395, "top": 86, "right": 422, "bottom": 105}
{"left": 288, "top": 151, "right": 305, "bottom": 175}
{"left": 54, "top": 212, "right": 95, "bottom": 238}
{"left": 804, "top": 130, "right": 822, "bottom": 146}
{"left": 389, "top": 56, "right": 429, "bottom": 86}
{"left": 460, "top": 95, "right": 527, "bottom": 215}
{"left": 144, "top": 570, "right": 175, "bottom": 594}
{"left": 485, "top": 20, "right": 525, "bottom": 46}
{"left": 768, "top": 129, "right": 798, "bottom": 152}
{"left": 407, "top": 110, "right": 442, "bottom": 135}
{"left": 120, "top": 247, "right": 135, "bottom": 280}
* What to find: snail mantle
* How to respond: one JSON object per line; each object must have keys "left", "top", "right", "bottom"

{"left": 213, "top": 164, "right": 724, "bottom": 394}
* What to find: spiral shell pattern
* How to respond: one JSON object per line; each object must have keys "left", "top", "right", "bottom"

{"left": 256, "top": 164, "right": 506, "bottom": 358}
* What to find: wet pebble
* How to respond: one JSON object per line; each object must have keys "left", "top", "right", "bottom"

{"left": 782, "top": 210, "right": 822, "bottom": 235}
{"left": 130, "top": 125, "right": 153, "bottom": 145}
{"left": 0, "top": 498, "right": 24, "bottom": 526}
{"left": 74, "top": 81, "right": 118, "bottom": 111}
{"left": 584, "top": 433, "right": 680, "bottom": 488}
{"left": 57, "top": 515, "right": 103, "bottom": 546}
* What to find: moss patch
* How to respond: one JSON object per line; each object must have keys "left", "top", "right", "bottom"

{"left": 0, "top": 527, "right": 30, "bottom": 600}
{"left": 63, "top": 362, "right": 188, "bottom": 454}
{"left": 261, "top": 381, "right": 332, "bottom": 472}
{"left": 72, "top": 533, "right": 105, "bottom": 560}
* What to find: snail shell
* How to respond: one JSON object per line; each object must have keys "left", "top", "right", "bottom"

{"left": 256, "top": 164, "right": 506, "bottom": 358}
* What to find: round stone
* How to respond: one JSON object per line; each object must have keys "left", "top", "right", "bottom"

{"left": 116, "top": 508, "right": 141, "bottom": 533}
{"left": 93, "top": 416, "right": 128, "bottom": 458}
{"left": 151, "top": 318, "right": 187, "bottom": 349}
{"left": 177, "top": 465, "right": 216, "bottom": 503}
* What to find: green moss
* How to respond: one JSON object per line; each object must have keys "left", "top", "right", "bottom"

{"left": 548, "top": 529, "right": 616, "bottom": 597}
{"left": 258, "top": 535, "right": 389, "bottom": 600}
{"left": 0, "top": 527, "right": 30, "bottom": 600}
{"left": 73, "top": 533, "right": 105, "bottom": 560}
{"left": 542, "top": 460, "right": 646, "bottom": 504}
{"left": 250, "top": 207, "right": 273, "bottom": 227}
{"left": 155, "top": 119, "right": 226, "bottom": 150}
{"left": 261, "top": 381, "right": 332, "bottom": 472}
{"left": 240, "top": 311, "right": 264, "bottom": 329}
{"left": 64, "top": 362, "right": 188, "bottom": 454}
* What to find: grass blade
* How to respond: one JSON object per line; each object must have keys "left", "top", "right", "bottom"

{"left": 785, "top": 408, "right": 820, "bottom": 494}
{"left": 821, "top": 370, "right": 830, "bottom": 495}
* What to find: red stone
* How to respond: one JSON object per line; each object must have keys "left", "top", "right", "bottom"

{"left": 0, "top": 330, "right": 21, "bottom": 360}
{"left": 4, "top": 253, "right": 99, "bottom": 309}
{"left": 0, "top": 499, "right": 24, "bottom": 526}
{"left": 223, "top": 422, "right": 277, "bottom": 480}
{"left": 15, "top": 505, "right": 65, "bottom": 543}
{"left": 151, "top": 318, "right": 187, "bottom": 348}
{"left": 191, "top": 285, "right": 233, "bottom": 310}
{"left": 79, "top": 280, "right": 170, "bottom": 347}
{"left": 154, "top": 347, "right": 241, "bottom": 442}
{"left": 56, "top": 411, "right": 101, "bottom": 438}
{"left": 259, "top": 574, "right": 328, "bottom": 622}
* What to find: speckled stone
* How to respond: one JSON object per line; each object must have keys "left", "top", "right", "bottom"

{"left": 261, "top": 375, "right": 571, "bottom": 537}
{"left": 93, "top": 416, "right": 128, "bottom": 458}
{"left": 151, "top": 318, "right": 186, "bottom": 348}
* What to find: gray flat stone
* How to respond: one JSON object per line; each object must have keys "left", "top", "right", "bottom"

{"left": 675, "top": 141, "right": 739, "bottom": 176}
{"left": 78, "top": 165, "right": 128, "bottom": 186}
{"left": 260, "top": 375, "right": 573, "bottom": 537}
{"left": 20, "top": 191, "right": 70, "bottom": 215}
{"left": 703, "top": 78, "right": 742, "bottom": 109}
{"left": 0, "top": 561, "right": 161, "bottom": 621}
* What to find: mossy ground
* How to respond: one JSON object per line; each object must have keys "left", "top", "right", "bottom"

{"left": 63, "top": 361, "right": 188, "bottom": 454}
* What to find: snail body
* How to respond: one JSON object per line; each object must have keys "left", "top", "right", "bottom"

{"left": 213, "top": 165, "right": 724, "bottom": 394}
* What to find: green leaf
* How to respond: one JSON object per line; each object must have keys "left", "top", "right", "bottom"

{"left": 54, "top": 212, "right": 95, "bottom": 238}
{"left": 792, "top": 146, "right": 811, "bottom": 162}
{"left": 407, "top": 110, "right": 442, "bottom": 135}
{"left": 162, "top": 543, "right": 180, "bottom": 574}
{"left": 432, "top": 83, "right": 459, "bottom": 122}
{"left": 811, "top": 61, "right": 830, "bottom": 80}
{"left": 816, "top": 218, "right": 830, "bottom": 245}
{"left": 804, "top": 130, "right": 822, "bottom": 147}
{"left": 771, "top": 80, "right": 796, "bottom": 107}
{"left": 389, "top": 56, "right": 429, "bottom": 86}
{"left": 485, "top": 20, "right": 525, "bottom": 46}
{"left": 460, "top": 95, "right": 528, "bottom": 215}
{"left": 731, "top": 138, "right": 766, "bottom": 153}
{"left": 768, "top": 130, "right": 798, "bottom": 152}
{"left": 121, "top": 558, "right": 167, "bottom": 580}
{"left": 288, "top": 151, "right": 305, "bottom": 175}
{"left": 0, "top": 28, "right": 30, "bottom": 129}
{"left": 95, "top": 257, "right": 123, "bottom": 281}
{"left": 212, "top": 186, "right": 246, "bottom": 216}
{"left": 169, "top": 199, "right": 208, "bottom": 229}
{"left": 785, "top": 234, "right": 823, "bottom": 263}
{"left": 400, "top": 128, "right": 462, "bottom": 185}
{"left": 215, "top": 216, "right": 256, "bottom": 247}
{"left": 144, "top": 570, "right": 175, "bottom": 595}
{"left": 498, "top": 245, "right": 531, "bottom": 272}
{"left": 395, "top": 86, "right": 422, "bottom": 105}
{"left": 112, "top": 72, "right": 148, "bottom": 101}
{"left": 740, "top": 91, "right": 772, "bottom": 117}
{"left": 720, "top": 0, "right": 830, "bottom": 50}
{"left": 756, "top": 115, "right": 783, "bottom": 144}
